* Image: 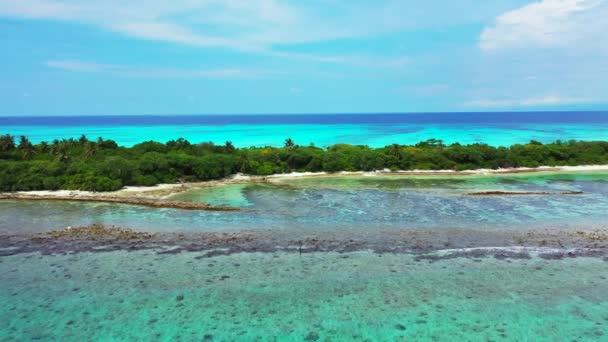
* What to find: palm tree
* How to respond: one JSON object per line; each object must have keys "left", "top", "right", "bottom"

{"left": 0, "top": 134, "right": 15, "bottom": 152}
{"left": 18, "top": 136, "right": 31, "bottom": 150}
{"left": 57, "top": 151, "right": 71, "bottom": 163}
{"left": 50, "top": 139, "right": 60, "bottom": 155}
{"left": 22, "top": 145, "right": 36, "bottom": 160}
{"left": 224, "top": 141, "right": 236, "bottom": 153}
{"left": 284, "top": 138, "right": 295, "bottom": 149}
{"left": 388, "top": 144, "right": 402, "bottom": 159}
{"left": 84, "top": 142, "right": 98, "bottom": 158}
{"left": 17, "top": 136, "right": 36, "bottom": 159}
{"left": 54, "top": 143, "right": 71, "bottom": 163}
{"left": 39, "top": 141, "right": 49, "bottom": 153}
{"left": 237, "top": 156, "right": 250, "bottom": 173}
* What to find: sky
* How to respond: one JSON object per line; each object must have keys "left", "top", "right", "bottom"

{"left": 1, "top": 0, "right": 607, "bottom": 115}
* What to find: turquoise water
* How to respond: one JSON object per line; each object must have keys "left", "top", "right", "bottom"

{"left": 2, "top": 172, "right": 608, "bottom": 340}
{"left": 6, "top": 122, "right": 608, "bottom": 147}
{"left": 1, "top": 251, "right": 607, "bottom": 341}
{"left": 2, "top": 112, "right": 608, "bottom": 147}
{"left": 3, "top": 172, "right": 608, "bottom": 234}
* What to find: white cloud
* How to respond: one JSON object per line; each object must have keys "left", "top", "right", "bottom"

{"left": 465, "top": 95, "right": 593, "bottom": 107}
{"left": 0, "top": 0, "right": 272, "bottom": 51}
{"left": 45, "top": 60, "right": 122, "bottom": 72}
{"left": 0, "top": 0, "right": 523, "bottom": 66}
{"left": 0, "top": 0, "right": 370, "bottom": 50}
{"left": 480, "top": 0, "right": 608, "bottom": 52}
{"left": 270, "top": 51, "right": 409, "bottom": 69}
{"left": 470, "top": 0, "right": 608, "bottom": 107}
{"left": 0, "top": 0, "right": 419, "bottom": 68}
{"left": 45, "top": 59, "right": 282, "bottom": 79}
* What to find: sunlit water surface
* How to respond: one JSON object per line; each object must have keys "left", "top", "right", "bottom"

{"left": 2, "top": 112, "right": 608, "bottom": 147}
{"left": 1, "top": 251, "right": 607, "bottom": 341}
{"left": 2, "top": 172, "right": 608, "bottom": 340}
{"left": 2, "top": 172, "right": 608, "bottom": 234}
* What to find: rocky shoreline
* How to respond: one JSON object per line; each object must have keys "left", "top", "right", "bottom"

{"left": 0, "top": 193, "right": 243, "bottom": 211}
{"left": 2, "top": 165, "right": 607, "bottom": 203}
{"left": 1, "top": 225, "right": 607, "bottom": 262}
{"left": 464, "top": 191, "right": 585, "bottom": 196}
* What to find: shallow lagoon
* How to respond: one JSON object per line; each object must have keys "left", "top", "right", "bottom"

{"left": 3, "top": 172, "right": 608, "bottom": 234}
{"left": 1, "top": 172, "right": 608, "bottom": 340}
{"left": 1, "top": 251, "right": 607, "bottom": 341}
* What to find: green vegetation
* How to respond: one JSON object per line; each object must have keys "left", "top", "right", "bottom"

{"left": 1, "top": 134, "right": 607, "bottom": 191}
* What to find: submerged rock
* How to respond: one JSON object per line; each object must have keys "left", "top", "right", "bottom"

{"left": 0, "top": 193, "right": 244, "bottom": 211}
{"left": 1, "top": 225, "right": 607, "bottom": 262}
{"left": 46, "top": 224, "right": 151, "bottom": 241}
{"left": 464, "top": 191, "right": 585, "bottom": 196}
{"left": 304, "top": 332, "right": 320, "bottom": 341}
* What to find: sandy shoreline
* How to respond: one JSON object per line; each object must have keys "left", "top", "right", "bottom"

{"left": 228, "top": 164, "right": 608, "bottom": 183}
{"left": 0, "top": 193, "right": 244, "bottom": 211}
{"left": 1, "top": 164, "right": 607, "bottom": 202}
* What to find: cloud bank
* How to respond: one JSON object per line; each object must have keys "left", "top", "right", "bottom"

{"left": 468, "top": 0, "right": 608, "bottom": 108}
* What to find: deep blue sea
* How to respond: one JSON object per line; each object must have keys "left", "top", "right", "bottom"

{"left": 1, "top": 111, "right": 607, "bottom": 147}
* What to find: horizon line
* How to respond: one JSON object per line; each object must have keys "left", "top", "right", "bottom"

{"left": 2, "top": 110, "right": 608, "bottom": 118}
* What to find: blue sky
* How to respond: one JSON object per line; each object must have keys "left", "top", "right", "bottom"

{"left": 1, "top": 0, "right": 607, "bottom": 115}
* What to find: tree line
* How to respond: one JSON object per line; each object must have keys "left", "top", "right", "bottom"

{"left": 1, "top": 134, "right": 607, "bottom": 191}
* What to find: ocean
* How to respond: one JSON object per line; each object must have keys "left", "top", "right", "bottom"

{"left": 3, "top": 172, "right": 608, "bottom": 341}
{"left": 2, "top": 111, "right": 608, "bottom": 147}
{"left": 2, "top": 112, "right": 608, "bottom": 340}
